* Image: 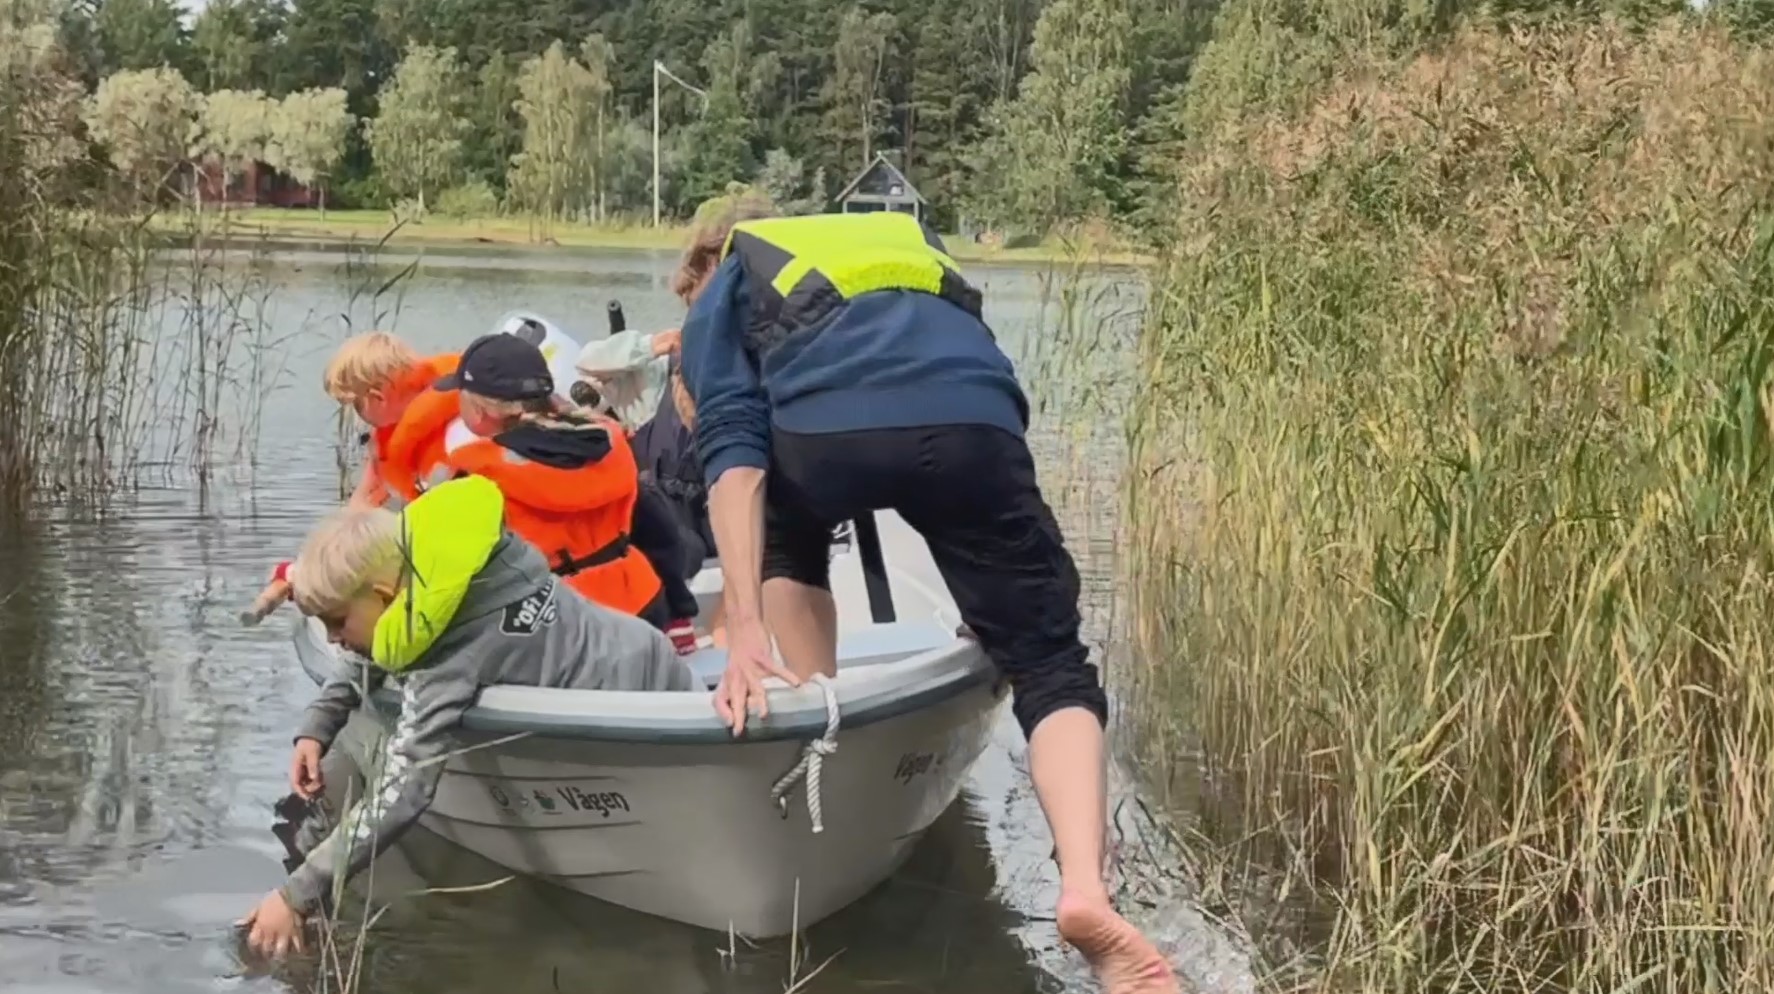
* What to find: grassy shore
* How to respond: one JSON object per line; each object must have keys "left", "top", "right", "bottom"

{"left": 168, "top": 207, "right": 1151, "bottom": 266}
{"left": 1121, "top": 19, "right": 1774, "bottom": 993}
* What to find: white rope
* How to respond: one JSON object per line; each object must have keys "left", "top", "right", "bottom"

{"left": 769, "top": 674, "right": 840, "bottom": 833}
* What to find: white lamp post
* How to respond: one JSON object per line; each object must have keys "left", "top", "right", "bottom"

{"left": 652, "top": 59, "right": 708, "bottom": 228}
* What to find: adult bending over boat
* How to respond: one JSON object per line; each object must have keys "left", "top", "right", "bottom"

{"left": 240, "top": 476, "right": 695, "bottom": 958}
{"left": 324, "top": 331, "right": 463, "bottom": 507}
{"left": 675, "top": 207, "right": 1177, "bottom": 994}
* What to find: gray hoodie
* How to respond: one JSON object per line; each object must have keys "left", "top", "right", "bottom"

{"left": 283, "top": 531, "right": 695, "bottom": 914}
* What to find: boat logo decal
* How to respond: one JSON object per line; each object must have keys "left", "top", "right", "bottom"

{"left": 487, "top": 781, "right": 631, "bottom": 819}
{"left": 893, "top": 749, "right": 945, "bottom": 785}
{"left": 500, "top": 585, "right": 560, "bottom": 637}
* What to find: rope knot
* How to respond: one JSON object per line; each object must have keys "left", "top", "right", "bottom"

{"left": 767, "top": 674, "right": 841, "bottom": 834}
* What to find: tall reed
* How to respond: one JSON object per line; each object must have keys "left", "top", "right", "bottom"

{"left": 0, "top": 15, "right": 278, "bottom": 513}
{"left": 1122, "top": 19, "right": 1774, "bottom": 992}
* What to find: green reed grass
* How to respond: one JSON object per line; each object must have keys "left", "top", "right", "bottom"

{"left": 1120, "top": 18, "right": 1774, "bottom": 993}
{"left": 0, "top": 17, "right": 281, "bottom": 513}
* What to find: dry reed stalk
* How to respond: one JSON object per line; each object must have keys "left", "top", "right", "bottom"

{"left": 1102, "top": 18, "right": 1774, "bottom": 994}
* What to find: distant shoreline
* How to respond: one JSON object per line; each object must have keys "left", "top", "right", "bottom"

{"left": 152, "top": 208, "right": 1152, "bottom": 268}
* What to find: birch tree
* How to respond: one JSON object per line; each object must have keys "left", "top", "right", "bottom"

{"left": 579, "top": 33, "right": 615, "bottom": 220}
{"left": 83, "top": 67, "right": 202, "bottom": 195}
{"left": 823, "top": 6, "right": 897, "bottom": 172}
{"left": 269, "top": 87, "right": 353, "bottom": 214}
{"left": 968, "top": 0, "right": 1134, "bottom": 230}
{"left": 508, "top": 41, "right": 596, "bottom": 226}
{"left": 198, "top": 88, "right": 280, "bottom": 200}
{"left": 366, "top": 45, "right": 469, "bottom": 213}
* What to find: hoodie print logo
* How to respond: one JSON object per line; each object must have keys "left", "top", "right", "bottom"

{"left": 500, "top": 584, "right": 560, "bottom": 637}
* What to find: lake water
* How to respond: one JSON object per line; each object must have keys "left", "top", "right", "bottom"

{"left": 0, "top": 243, "right": 1251, "bottom": 994}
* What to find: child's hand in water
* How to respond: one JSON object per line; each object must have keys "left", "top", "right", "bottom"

{"left": 289, "top": 738, "right": 324, "bottom": 799}
{"left": 238, "top": 890, "right": 305, "bottom": 959}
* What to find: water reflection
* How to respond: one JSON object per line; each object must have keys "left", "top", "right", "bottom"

{"left": 257, "top": 798, "right": 1048, "bottom": 994}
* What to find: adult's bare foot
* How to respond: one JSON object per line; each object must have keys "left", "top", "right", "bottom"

{"left": 1057, "top": 890, "right": 1180, "bottom": 994}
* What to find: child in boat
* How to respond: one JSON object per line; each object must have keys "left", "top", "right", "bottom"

{"left": 323, "top": 331, "right": 463, "bottom": 507}
{"left": 239, "top": 475, "right": 695, "bottom": 959}
{"left": 437, "top": 333, "right": 701, "bottom": 648}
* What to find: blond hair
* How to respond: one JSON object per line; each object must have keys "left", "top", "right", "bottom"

{"left": 324, "top": 331, "right": 423, "bottom": 404}
{"left": 459, "top": 391, "right": 557, "bottom": 431}
{"left": 670, "top": 193, "right": 777, "bottom": 304}
{"left": 291, "top": 505, "right": 404, "bottom": 617}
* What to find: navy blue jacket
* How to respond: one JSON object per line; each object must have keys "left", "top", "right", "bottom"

{"left": 679, "top": 254, "right": 1028, "bottom": 487}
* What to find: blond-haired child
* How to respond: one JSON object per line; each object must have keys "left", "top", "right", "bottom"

{"left": 241, "top": 475, "right": 693, "bottom": 959}
{"left": 322, "top": 331, "right": 462, "bottom": 508}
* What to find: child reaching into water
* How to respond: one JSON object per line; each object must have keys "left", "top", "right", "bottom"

{"left": 240, "top": 476, "right": 694, "bottom": 959}
{"left": 323, "top": 332, "right": 463, "bottom": 507}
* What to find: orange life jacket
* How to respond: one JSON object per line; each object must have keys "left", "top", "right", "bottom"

{"left": 444, "top": 414, "right": 663, "bottom": 617}
{"left": 376, "top": 354, "right": 463, "bottom": 502}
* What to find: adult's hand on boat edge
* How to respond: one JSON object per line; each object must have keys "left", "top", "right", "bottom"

{"left": 714, "top": 617, "right": 800, "bottom": 735}
{"left": 237, "top": 890, "right": 305, "bottom": 960}
{"left": 288, "top": 738, "right": 324, "bottom": 799}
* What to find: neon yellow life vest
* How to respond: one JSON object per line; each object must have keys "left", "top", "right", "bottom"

{"left": 372, "top": 474, "right": 505, "bottom": 672}
{"left": 719, "top": 212, "right": 985, "bottom": 361}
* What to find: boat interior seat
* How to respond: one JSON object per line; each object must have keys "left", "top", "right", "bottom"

{"left": 680, "top": 619, "right": 954, "bottom": 690}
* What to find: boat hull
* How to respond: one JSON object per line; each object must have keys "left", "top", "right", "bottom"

{"left": 334, "top": 678, "right": 1000, "bottom": 936}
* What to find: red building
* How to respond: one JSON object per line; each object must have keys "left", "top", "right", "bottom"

{"left": 186, "top": 157, "right": 318, "bottom": 209}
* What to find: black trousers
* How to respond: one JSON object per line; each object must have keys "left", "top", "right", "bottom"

{"left": 632, "top": 483, "right": 700, "bottom": 621}
{"left": 761, "top": 424, "right": 1107, "bottom": 737}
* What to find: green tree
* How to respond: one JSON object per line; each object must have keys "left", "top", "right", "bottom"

{"left": 93, "top": 0, "right": 189, "bottom": 75}
{"left": 580, "top": 33, "right": 615, "bottom": 219}
{"left": 676, "top": 20, "right": 773, "bottom": 213}
{"left": 82, "top": 66, "right": 202, "bottom": 195}
{"left": 191, "top": 0, "right": 287, "bottom": 92}
{"left": 970, "top": 0, "right": 1134, "bottom": 230}
{"left": 1119, "top": 0, "right": 1220, "bottom": 232}
{"left": 822, "top": 5, "right": 898, "bottom": 174}
{"left": 366, "top": 44, "right": 469, "bottom": 211}
{"left": 902, "top": 1, "right": 995, "bottom": 226}
{"left": 507, "top": 41, "right": 597, "bottom": 224}
{"left": 6, "top": 16, "right": 91, "bottom": 178}
{"left": 465, "top": 51, "right": 521, "bottom": 189}
{"left": 755, "top": 147, "right": 825, "bottom": 214}
{"left": 270, "top": 87, "right": 354, "bottom": 213}
{"left": 282, "top": 0, "right": 388, "bottom": 105}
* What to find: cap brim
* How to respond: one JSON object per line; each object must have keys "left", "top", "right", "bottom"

{"left": 433, "top": 372, "right": 464, "bottom": 391}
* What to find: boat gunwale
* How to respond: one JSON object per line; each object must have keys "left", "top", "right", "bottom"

{"left": 291, "top": 615, "right": 1005, "bottom": 745}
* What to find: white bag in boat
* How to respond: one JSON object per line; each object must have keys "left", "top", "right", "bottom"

{"left": 495, "top": 310, "right": 584, "bottom": 400}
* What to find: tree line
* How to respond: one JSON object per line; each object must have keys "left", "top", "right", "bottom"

{"left": 57, "top": 0, "right": 1213, "bottom": 234}
{"left": 57, "top": 0, "right": 1769, "bottom": 235}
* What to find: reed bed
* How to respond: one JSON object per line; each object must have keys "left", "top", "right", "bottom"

{"left": 1121, "top": 19, "right": 1774, "bottom": 993}
{"left": 0, "top": 17, "right": 280, "bottom": 514}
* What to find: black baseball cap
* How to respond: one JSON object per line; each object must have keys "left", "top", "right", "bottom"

{"left": 434, "top": 333, "right": 555, "bottom": 400}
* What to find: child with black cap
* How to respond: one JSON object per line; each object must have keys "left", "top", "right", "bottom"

{"left": 434, "top": 332, "right": 700, "bottom": 650}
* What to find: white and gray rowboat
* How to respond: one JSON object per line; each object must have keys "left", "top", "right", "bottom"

{"left": 291, "top": 512, "right": 1006, "bottom": 938}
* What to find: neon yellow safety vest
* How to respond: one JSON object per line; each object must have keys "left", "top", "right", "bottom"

{"left": 720, "top": 212, "right": 985, "bottom": 361}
